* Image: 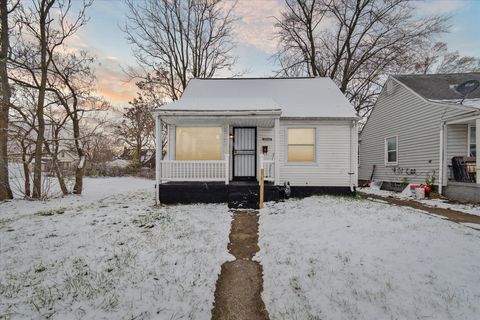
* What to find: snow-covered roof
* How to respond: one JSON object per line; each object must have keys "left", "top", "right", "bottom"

{"left": 157, "top": 78, "right": 357, "bottom": 118}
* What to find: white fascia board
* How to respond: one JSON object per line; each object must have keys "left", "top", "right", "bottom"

{"left": 152, "top": 109, "right": 282, "bottom": 117}
{"left": 445, "top": 112, "right": 480, "bottom": 125}
{"left": 280, "top": 116, "right": 361, "bottom": 121}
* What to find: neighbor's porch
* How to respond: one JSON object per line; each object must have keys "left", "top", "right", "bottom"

{"left": 154, "top": 111, "right": 282, "bottom": 191}
{"left": 440, "top": 114, "right": 480, "bottom": 201}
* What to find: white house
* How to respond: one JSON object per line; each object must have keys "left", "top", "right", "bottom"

{"left": 153, "top": 77, "right": 359, "bottom": 208}
{"left": 359, "top": 73, "right": 480, "bottom": 202}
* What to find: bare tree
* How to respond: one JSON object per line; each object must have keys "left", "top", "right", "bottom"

{"left": 48, "top": 50, "right": 99, "bottom": 194}
{"left": 413, "top": 42, "right": 480, "bottom": 74}
{"left": 274, "top": 0, "right": 447, "bottom": 116}
{"left": 9, "top": 0, "right": 92, "bottom": 198}
{"left": 84, "top": 131, "right": 117, "bottom": 165}
{"left": 0, "top": 0, "right": 18, "bottom": 201}
{"left": 117, "top": 96, "right": 155, "bottom": 167}
{"left": 123, "top": 0, "right": 238, "bottom": 100}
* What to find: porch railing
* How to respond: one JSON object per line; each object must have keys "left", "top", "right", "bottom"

{"left": 260, "top": 155, "right": 275, "bottom": 182}
{"left": 159, "top": 154, "right": 229, "bottom": 184}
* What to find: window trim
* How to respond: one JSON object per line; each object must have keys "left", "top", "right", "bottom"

{"left": 175, "top": 126, "right": 224, "bottom": 160}
{"left": 384, "top": 135, "right": 398, "bottom": 166}
{"left": 468, "top": 124, "right": 476, "bottom": 157}
{"left": 286, "top": 127, "right": 317, "bottom": 164}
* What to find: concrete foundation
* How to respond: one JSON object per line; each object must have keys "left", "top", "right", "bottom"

{"left": 444, "top": 182, "right": 480, "bottom": 203}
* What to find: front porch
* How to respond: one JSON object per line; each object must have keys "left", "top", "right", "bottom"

{"left": 153, "top": 110, "right": 282, "bottom": 207}
{"left": 440, "top": 113, "right": 480, "bottom": 202}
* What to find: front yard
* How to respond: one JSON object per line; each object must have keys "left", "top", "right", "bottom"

{"left": 257, "top": 196, "right": 480, "bottom": 320}
{"left": 0, "top": 177, "right": 231, "bottom": 319}
{"left": 1, "top": 177, "right": 479, "bottom": 319}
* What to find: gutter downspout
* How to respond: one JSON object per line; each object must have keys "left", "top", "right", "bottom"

{"left": 438, "top": 122, "right": 445, "bottom": 195}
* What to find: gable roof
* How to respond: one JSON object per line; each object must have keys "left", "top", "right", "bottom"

{"left": 158, "top": 77, "right": 357, "bottom": 118}
{"left": 392, "top": 73, "right": 480, "bottom": 101}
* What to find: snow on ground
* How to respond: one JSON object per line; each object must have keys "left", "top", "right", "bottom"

{"left": 0, "top": 177, "right": 232, "bottom": 319}
{"left": 359, "top": 184, "right": 480, "bottom": 217}
{"left": 257, "top": 196, "right": 480, "bottom": 320}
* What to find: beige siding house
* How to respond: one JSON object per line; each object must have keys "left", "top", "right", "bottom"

{"left": 153, "top": 77, "right": 359, "bottom": 207}
{"left": 359, "top": 73, "right": 480, "bottom": 202}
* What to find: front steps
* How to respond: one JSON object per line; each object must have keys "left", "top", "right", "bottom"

{"left": 227, "top": 184, "right": 260, "bottom": 209}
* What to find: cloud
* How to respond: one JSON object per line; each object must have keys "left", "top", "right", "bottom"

{"left": 95, "top": 58, "right": 137, "bottom": 106}
{"left": 230, "top": 0, "right": 283, "bottom": 54}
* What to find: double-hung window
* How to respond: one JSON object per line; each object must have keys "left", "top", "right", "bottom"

{"left": 287, "top": 128, "right": 315, "bottom": 162}
{"left": 385, "top": 136, "right": 398, "bottom": 165}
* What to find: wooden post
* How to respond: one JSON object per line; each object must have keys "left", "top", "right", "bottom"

{"left": 260, "top": 154, "right": 264, "bottom": 209}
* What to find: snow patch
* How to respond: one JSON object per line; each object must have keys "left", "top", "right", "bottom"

{"left": 257, "top": 196, "right": 480, "bottom": 319}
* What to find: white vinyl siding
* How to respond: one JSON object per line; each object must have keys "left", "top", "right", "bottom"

{"left": 257, "top": 127, "right": 275, "bottom": 179}
{"left": 279, "top": 119, "right": 355, "bottom": 186}
{"left": 447, "top": 124, "right": 468, "bottom": 161}
{"left": 359, "top": 79, "right": 469, "bottom": 185}
{"left": 468, "top": 125, "right": 476, "bottom": 157}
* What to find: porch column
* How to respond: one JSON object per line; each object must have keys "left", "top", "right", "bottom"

{"left": 225, "top": 124, "right": 230, "bottom": 184}
{"left": 476, "top": 119, "right": 480, "bottom": 184}
{"left": 274, "top": 117, "right": 280, "bottom": 185}
{"left": 438, "top": 122, "right": 446, "bottom": 195}
{"left": 155, "top": 115, "right": 163, "bottom": 204}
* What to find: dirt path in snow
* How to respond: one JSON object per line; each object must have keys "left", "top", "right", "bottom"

{"left": 362, "top": 193, "right": 480, "bottom": 226}
{"left": 211, "top": 210, "right": 269, "bottom": 320}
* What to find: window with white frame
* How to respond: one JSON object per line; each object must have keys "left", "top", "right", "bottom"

{"left": 287, "top": 128, "right": 315, "bottom": 162}
{"left": 469, "top": 125, "right": 476, "bottom": 157}
{"left": 175, "top": 127, "right": 222, "bottom": 160}
{"left": 385, "top": 136, "right": 398, "bottom": 165}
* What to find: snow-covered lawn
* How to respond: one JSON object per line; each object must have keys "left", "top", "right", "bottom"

{"left": 0, "top": 177, "right": 231, "bottom": 319}
{"left": 359, "top": 185, "right": 480, "bottom": 217}
{"left": 257, "top": 196, "right": 480, "bottom": 320}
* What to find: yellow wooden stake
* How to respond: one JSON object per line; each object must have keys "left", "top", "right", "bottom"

{"left": 260, "top": 168, "right": 264, "bottom": 209}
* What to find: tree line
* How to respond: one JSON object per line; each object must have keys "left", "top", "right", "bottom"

{"left": 1, "top": 0, "right": 479, "bottom": 201}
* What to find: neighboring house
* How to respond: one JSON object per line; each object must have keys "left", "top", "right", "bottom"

{"left": 41, "top": 150, "right": 79, "bottom": 172}
{"left": 152, "top": 77, "right": 359, "bottom": 208}
{"left": 359, "top": 73, "right": 480, "bottom": 202}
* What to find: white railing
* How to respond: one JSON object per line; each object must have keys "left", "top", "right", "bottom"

{"left": 260, "top": 154, "right": 275, "bottom": 181}
{"left": 159, "top": 154, "right": 229, "bottom": 184}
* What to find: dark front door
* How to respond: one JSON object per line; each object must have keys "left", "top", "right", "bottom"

{"left": 233, "top": 127, "right": 256, "bottom": 180}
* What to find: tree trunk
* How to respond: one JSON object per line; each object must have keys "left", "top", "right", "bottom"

{"left": 22, "top": 155, "right": 31, "bottom": 197}
{"left": 73, "top": 158, "right": 84, "bottom": 194}
{"left": 32, "top": 1, "right": 49, "bottom": 198}
{"left": 0, "top": 0, "right": 13, "bottom": 200}
{"left": 72, "top": 115, "right": 85, "bottom": 194}
{"left": 43, "top": 142, "right": 68, "bottom": 195}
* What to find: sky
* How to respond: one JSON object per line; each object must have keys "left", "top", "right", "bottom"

{"left": 71, "top": 0, "right": 480, "bottom": 107}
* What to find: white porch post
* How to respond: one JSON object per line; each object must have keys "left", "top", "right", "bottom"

{"left": 274, "top": 117, "right": 280, "bottom": 185}
{"left": 155, "top": 115, "right": 163, "bottom": 204}
{"left": 476, "top": 119, "right": 480, "bottom": 184}
{"left": 439, "top": 122, "right": 450, "bottom": 194}
{"left": 225, "top": 124, "right": 230, "bottom": 184}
